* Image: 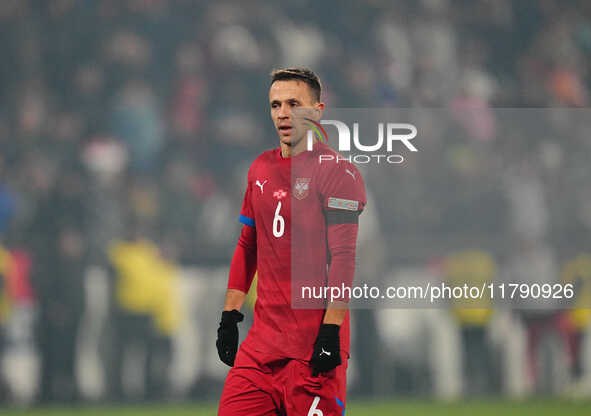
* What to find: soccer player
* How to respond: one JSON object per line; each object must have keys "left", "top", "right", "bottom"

{"left": 217, "top": 68, "right": 366, "bottom": 415}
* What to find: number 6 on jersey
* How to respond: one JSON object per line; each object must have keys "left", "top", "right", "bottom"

{"left": 272, "top": 201, "right": 285, "bottom": 238}
{"left": 307, "top": 396, "right": 323, "bottom": 416}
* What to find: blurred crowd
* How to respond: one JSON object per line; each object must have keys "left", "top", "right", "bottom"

{"left": 0, "top": 0, "right": 591, "bottom": 406}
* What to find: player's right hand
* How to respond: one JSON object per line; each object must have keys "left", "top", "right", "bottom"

{"left": 216, "top": 309, "right": 244, "bottom": 367}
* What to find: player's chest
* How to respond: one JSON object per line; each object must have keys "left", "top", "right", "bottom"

{"left": 250, "top": 171, "right": 319, "bottom": 217}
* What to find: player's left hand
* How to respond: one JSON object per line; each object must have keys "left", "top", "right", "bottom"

{"left": 310, "top": 324, "right": 342, "bottom": 375}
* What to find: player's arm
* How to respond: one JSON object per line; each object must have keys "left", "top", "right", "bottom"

{"left": 311, "top": 219, "right": 360, "bottom": 375}
{"left": 216, "top": 224, "right": 257, "bottom": 367}
{"left": 224, "top": 224, "right": 257, "bottom": 310}
{"left": 217, "top": 172, "right": 258, "bottom": 367}
{"left": 323, "top": 302, "right": 348, "bottom": 325}
{"left": 223, "top": 289, "right": 247, "bottom": 311}
{"left": 312, "top": 164, "right": 365, "bottom": 375}
{"left": 323, "top": 219, "right": 360, "bottom": 325}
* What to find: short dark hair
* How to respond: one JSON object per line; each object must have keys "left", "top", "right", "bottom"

{"left": 270, "top": 68, "right": 322, "bottom": 102}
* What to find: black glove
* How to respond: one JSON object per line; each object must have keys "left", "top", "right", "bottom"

{"left": 310, "top": 324, "right": 342, "bottom": 375}
{"left": 216, "top": 309, "right": 244, "bottom": 367}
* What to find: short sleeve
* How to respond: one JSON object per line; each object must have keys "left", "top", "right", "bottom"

{"left": 319, "top": 163, "right": 366, "bottom": 221}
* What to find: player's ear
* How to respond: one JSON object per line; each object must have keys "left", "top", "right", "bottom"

{"left": 311, "top": 102, "right": 324, "bottom": 120}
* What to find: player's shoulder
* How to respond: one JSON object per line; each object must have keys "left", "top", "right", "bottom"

{"left": 315, "top": 142, "right": 363, "bottom": 179}
{"left": 253, "top": 148, "right": 278, "bottom": 165}
{"left": 247, "top": 148, "right": 280, "bottom": 179}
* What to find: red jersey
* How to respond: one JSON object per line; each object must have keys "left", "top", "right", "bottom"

{"left": 230, "top": 141, "right": 366, "bottom": 360}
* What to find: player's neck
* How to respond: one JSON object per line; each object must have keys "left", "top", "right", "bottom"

{"left": 280, "top": 138, "right": 315, "bottom": 159}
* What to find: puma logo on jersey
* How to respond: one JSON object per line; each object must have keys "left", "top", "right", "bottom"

{"left": 319, "top": 348, "right": 332, "bottom": 357}
{"left": 255, "top": 179, "right": 268, "bottom": 194}
{"left": 345, "top": 169, "right": 356, "bottom": 180}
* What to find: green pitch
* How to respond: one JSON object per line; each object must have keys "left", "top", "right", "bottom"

{"left": 2, "top": 400, "right": 590, "bottom": 415}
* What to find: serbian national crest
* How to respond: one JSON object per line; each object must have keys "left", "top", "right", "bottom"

{"left": 293, "top": 177, "right": 311, "bottom": 200}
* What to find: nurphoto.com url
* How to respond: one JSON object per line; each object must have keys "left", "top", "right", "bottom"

{"left": 300, "top": 282, "right": 575, "bottom": 304}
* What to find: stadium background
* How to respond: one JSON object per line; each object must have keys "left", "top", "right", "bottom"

{"left": 1, "top": 0, "right": 591, "bottom": 414}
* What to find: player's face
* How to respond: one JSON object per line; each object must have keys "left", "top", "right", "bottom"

{"left": 269, "top": 80, "right": 323, "bottom": 148}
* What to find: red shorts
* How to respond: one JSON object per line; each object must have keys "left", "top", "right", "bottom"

{"left": 218, "top": 343, "right": 347, "bottom": 416}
